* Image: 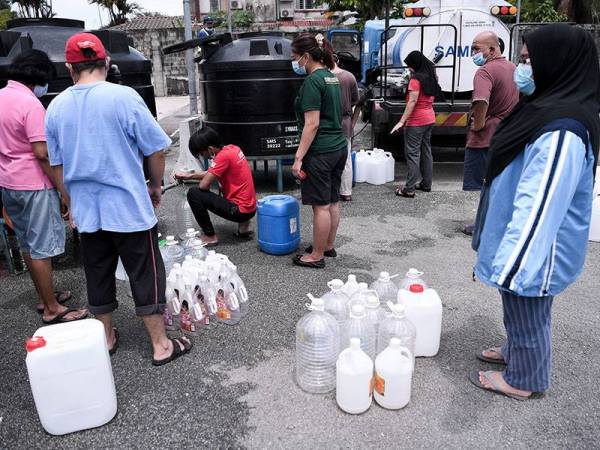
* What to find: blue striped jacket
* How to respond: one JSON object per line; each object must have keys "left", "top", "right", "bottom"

{"left": 472, "top": 118, "right": 595, "bottom": 297}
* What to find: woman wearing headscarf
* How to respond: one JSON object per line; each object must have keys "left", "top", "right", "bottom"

{"left": 391, "top": 51, "right": 443, "bottom": 198}
{"left": 469, "top": 24, "right": 600, "bottom": 400}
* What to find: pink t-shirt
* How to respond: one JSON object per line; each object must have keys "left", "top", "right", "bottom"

{"left": 406, "top": 78, "right": 435, "bottom": 127}
{"left": 0, "top": 80, "right": 53, "bottom": 190}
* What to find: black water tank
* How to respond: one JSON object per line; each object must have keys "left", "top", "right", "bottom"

{"left": 0, "top": 18, "right": 156, "bottom": 116}
{"left": 198, "top": 32, "right": 303, "bottom": 157}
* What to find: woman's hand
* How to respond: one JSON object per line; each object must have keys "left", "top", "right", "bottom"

{"left": 390, "top": 120, "right": 405, "bottom": 134}
{"left": 292, "top": 159, "right": 303, "bottom": 178}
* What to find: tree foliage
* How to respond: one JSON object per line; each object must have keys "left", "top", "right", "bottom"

{"left": 314, "top": 0, "right": 416, "bottom": 21}
{"left": 88, "top": 0, "right": 140, "bottom": 26}
{"left": 0, "top": 8, "right": 14, "bottom": 29}
{"left": 10, "top": 0, "right": 54, "bottom": 18}
{"left": 212, "top": 10, "right": 255, "bottom": 29}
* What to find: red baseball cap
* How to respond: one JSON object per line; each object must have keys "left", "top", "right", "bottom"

{"left": 65, "top": 32, "right": 107, "bottom": 64}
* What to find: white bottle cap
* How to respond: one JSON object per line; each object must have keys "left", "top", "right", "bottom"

{"left": 166, "top": 236, "right": 177, "bottom": 244}
{"left": 350, "top": 304, "right": 366, "bottom": 318}
{"left": 358, "top": 282, "right": 368, "bottom": 290}
{"left": 307, "top": 293, "right": 324, "bottom": 311}
{"left": 365, "top": 291, "right": 380, "bottom": 308}
{"left": 388, "top": 301, "right": 406, "bottom": 317}
{"left": 389, "top": 337, "right": 401, "bottom": 348}
{"left": 347, "top": 274, "right": 357, "bottom": 283}
{"left": 350, "top": 337, "right": 361, "bottom": 349}
{"left": 328, "top": 279, "right": 344, "bottom": 290}
{"left": 406, "top": 268, "right": 424, "bottom": 278}
{"left": 186, "top": 228, "right": 195, "bottom": 234}
{"left": 379, "top": 271, "right": 390, "bottom": 282}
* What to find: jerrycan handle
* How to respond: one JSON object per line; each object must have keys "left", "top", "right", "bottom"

{"left": 228, "top": 292, "right": 240, "bottom": 310}
{"left": 169, "top": 295, "right": 181, "bottom": 315}
{"left": 398, "top": 346, "right": 414, "bottom": 367}
{"left": 239, "top": 286, "right": 249, "bottom": 303}
{"left": 205, "top": 295, "right": 218, "bottom": 314}
{"left": 191, "top": 302, "right": 204, "bottom": 321}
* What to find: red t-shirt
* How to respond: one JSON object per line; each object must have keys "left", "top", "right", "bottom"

{"left": 208, "top": 145, "right": 257, "bottom": 213}
{"left": 406, "top": 78, "right": 435, "bottom": 127}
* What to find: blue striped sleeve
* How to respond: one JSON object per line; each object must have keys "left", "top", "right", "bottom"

{"left": 491, "top": 129, "right": 588, "bottom": 291}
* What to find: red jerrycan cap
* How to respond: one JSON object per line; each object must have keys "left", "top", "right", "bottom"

{"left": 409, "top": 283, "right": 424, "bottom": 293}
{"left": 25, "top": 336, "right": 47, "bottom": 352}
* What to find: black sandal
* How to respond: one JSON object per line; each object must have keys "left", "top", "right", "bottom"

{"left": 42, "top": 306, "right": 88, "bottom": 325}
{"left": 152, "top": 337, "right": 193, "bottom": 367}
{"left": 292, "top": 254, "right": 325, "bottom": 269}
{"left": 416, "top": 183, "right": 431, "bottom": 192}
{"left": 395, "top": 186, "right": 415, "bottom": 198}
{"left": 304, "top": 245, "right": 337, "bottom": 258}
{"left": 36, "top": 290, "right": 72, "bottom": 313}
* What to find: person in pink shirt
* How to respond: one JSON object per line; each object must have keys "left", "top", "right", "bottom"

{"left": 391, "top": 51, "right": 443, "bottom": 198}
{"left": 0, "top": 50, "right": 87, "bottom": 324}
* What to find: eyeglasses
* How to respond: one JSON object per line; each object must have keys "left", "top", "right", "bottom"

{"left": 518, "top": 56, "right": 531, "bottom": 65}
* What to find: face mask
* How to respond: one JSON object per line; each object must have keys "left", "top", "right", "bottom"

{"left": 33, "top": 84, "right": 48, "bottom": 98}
{"left": 206, "top": 27, "right": 214, "bottom": 35}
{"left": 472, "top": 52, "right": 486, "bottom": 67}
{"left": 292, "top": 55, "right": 307, "bottom": 76}
{"left": 514, "top": 63, "right": 535, "bottom": 96}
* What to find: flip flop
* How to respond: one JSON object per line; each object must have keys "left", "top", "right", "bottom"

{"left": 468, "top": 370, "right": 544, "bottom": 401}
{"left": 201, "top": 240, "right": 219, "bottom": 248}
{"left": 152, "top": 337, "right": 193, "bottom": 367}
{"left": 476, "top": 347, "right": 506, "bottom": 365}
{"left": 235, "top": 230, "right": 253, "bottom": 239}
{"left": 42, "top": 306, "right": 88, "bottom": 325}
{"left": 395, "top": 186, "right": 415, "bottom": 198}
{"left": 36, "top": 290, "right": 72, "bottom": 313}
{"left": 304, "top": 245, "right": 337, "bottom": 258}
{"left": 109, "top": 328, "right": 119, "bottom": 356}
{"left": 292, "top": 255, "right": 325, "bottom": 269}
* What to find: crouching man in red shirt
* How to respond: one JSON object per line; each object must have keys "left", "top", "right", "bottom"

{"left": 175, "top": 127, "right": 257, "bottom": 246}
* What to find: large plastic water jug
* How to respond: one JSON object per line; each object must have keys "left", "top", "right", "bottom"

{"left": 336, "top": 338, "right": 373, "bottom": 414}
{"left": 163, "top": 236, "right": 184, "bottom": 275}
{"left": 364, "top": 292, "right": 386, "bottom": 335}
{"left": 370, "top": 271, "right": 399, "bottom": 304}
{"left": 322, "top": 279, "right": 349, "bottom": 327}
{"left": 341, "top": 274, "right": 360, "bottom": 298}
{"left": 374, "top": 338, "right": 413, "bottom": 410}
{"left": 377, "top": 302, "right": 416, "bottom": 358}
{"left": 25, "top": 319, "right": 117, "bottom": 435}
{"left": 354, "top": 150, "right": 369, "bottom": 183}
{"left": 176, "top": 187, "right": 197, "bottom": 239}
{"left": 397, "top": 272, "right": 442, "bottom": 357}
{"left": 383, "top": 150, "right": 395, "bottom": 182}
{"left": 257, "top": 195, "right": 300, "bottom": 255}
{"left": 343, "top": 304, "right": 376, "bottom": 360}
{"left": 589, "top": 195, "right": 600, "bottom": 242}
{"left": 346, "top": 282, "right": 370, "bottom": 313}
{"left": 181, "top": 228, "right": 199, "bottom": 255}
{"left": 295, "top": 295, "right": 340, "bottom": 394}
{"left": 364, "top": 149, "right": 389, "bottom": 185}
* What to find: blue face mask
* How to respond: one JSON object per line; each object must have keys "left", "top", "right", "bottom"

{"left": 472, "top": 52, "right": 486, "bottom": 67}
{"left": 514, "top": 63, "right": 535, "bottom": 96}
{"left": 292, "top": 55, "right": 307, "bottom": 76}
{"left": 33, "top": 84, "right": 48, "bottom": 98}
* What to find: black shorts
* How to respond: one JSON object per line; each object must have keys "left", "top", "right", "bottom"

{"left": 300, "top": 147, "right": 348, "bottom": 205}
{"left": 79, "top": 225, "right": 166, "bottom": 316}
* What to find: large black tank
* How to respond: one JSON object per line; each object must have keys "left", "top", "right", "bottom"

{"left": 197, "top": 32, "right": 303, "bottom": 157}
{"left": 0, "top": 18, "right": 156, "bottom": 116}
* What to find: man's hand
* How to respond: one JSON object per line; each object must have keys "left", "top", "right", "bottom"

{"left": 67, "top": 211, "right": 76, "bottom": 230}
{"left": 292, "top": 159, "right": 302, "bottom": 178}
{"left": 60, "top": 197, "right": 70, "bottom": 219}
{"left": 148, "top": 185, "right": 162, "bottom": 208}
{"left": 174, "top": 171, "right": 198, "bottom": 181}
{"left": 390, "top": 120, "right": 404, "bottom": 134}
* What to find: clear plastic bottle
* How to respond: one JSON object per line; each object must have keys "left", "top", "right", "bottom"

{"left": 181, "top": 228, "right": 198, "bottom": 256}
{"left": 189, "top": 239, "right": 208, "bottom": 261}
{"left": 176, "top": 187, "right": 196, "bottom": 239}
{"left": 198, "top": 276, "right": 218, "bottom": 322}
{"left": 163, "top": 236, "right": 184, "bottom": 275}
{"left": 342, "top": 304, "right": 376, "bottom": 360}
{"left": 377, "top": 302, "right": 417, "bottom": 359}
{"left": 179, "top": 284, "right": 199, "bottom": 333}
{"left": 216, "top": 271, "right": 241, "bottom": 325}
{"left": 164, "top": 277, "right": 180, "bottom": 331}
{"left": 364, "top": 291, "right": 386, "bottom": 336}
{"left": 227, "top": 264, "right": 249, "bottom": 318}
{"left": 322, "top": 279, "right": 349, "bottom": 327}
{"left": 398, "top": 268, "right": 428, "bottom": 291}
{"left": 370, "top": 271, "right": 399, "bottom": 304}
{"left": 341, "top": 274, "right": 360, "bottom": 298}
{"left": 346, "top": 282, "right": 370, "bottom": 314}
{"left": 295, "top": 294, "right": 340, "bottom": 394}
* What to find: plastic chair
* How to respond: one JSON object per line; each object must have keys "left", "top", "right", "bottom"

{"left": 0, "top": 217, "right": 15, "bottom": 274}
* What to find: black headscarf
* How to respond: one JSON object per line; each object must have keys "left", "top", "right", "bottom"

{"left": 404, "top": 51, "right": 443, "bottom": 99}
{"left": 485, "top": 24, "right": 600, "bottom": 185}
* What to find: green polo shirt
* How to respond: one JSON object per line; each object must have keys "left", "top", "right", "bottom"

{"left": 295, "top": 68, "right": 347, "bottom": 155}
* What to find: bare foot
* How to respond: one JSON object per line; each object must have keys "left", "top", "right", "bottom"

{"left": 200, "top": 234, "right": 219, "bottom": 245}
{"left": 107, "top": 328, "right": 117, "bottom": 352}
{"left": 301, "top": 253, "right": 324, "bottom": 263}
{"left": 479, "top": 370, "right": 532, "bottom": 398}
{"left": 42, "top": 304, "right": 88, "bottom": 322}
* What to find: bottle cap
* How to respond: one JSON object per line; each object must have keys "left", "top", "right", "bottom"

{"left": 25, "top": 336, "right": 46, "bottom": 352}
{"left": 166, "top": 236, "right": 177, "bottom": 244}
{"left": 389, "top": 337, "right": 401, "bottom": 348}
{"left": 379, "top": 271, "right": 390, "bottom": 281}
{"left": 186, "top": 228, "right": 195, "bottom": 234}
{"left": 350, "top": 337, "right": 361, "bottom": 349}
{"left": 388, "top": 301, "right": 406, "bottom": 317}
{"left": 347, "top": 274, "right": 357, "bottom": 283}
{"left": 306, "top": 293, "right": 324, "bottom": 311}
{"left": 365, "top": 291, "right": 380, "bottom": 308}
{"left": 406, "top": 268, "right": 424, "bottom": 278}
{"left": 358, "top": 282, "right": 368, "bottom": 290}
{"left": 328, "top": 279, "right": 344, "bottom": 290}
{"left": 409, "top": 284, "right": 424, "bottom": 293}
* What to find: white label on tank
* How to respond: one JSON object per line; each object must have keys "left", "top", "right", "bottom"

{"left": 290, "top": 217, "right": 297, "bottom": 235}
{"left": 364, "top": 41, "right": 369, "bottom": 54}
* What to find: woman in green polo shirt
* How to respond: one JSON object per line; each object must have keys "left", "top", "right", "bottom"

{"left": 290, "top": 33, "right": 348, "bottom": 269}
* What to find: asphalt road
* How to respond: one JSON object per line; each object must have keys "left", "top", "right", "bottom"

{"left": 1, "top": 127, "right": 599, "bottom": 449}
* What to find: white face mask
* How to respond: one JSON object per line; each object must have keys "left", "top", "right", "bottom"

{"left": 33, "top": 84, "right": 48, "bottom": 98}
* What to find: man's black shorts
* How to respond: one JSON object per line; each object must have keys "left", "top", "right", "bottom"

{"left": 300, "top": 147, "right": 348, "bottom": 206}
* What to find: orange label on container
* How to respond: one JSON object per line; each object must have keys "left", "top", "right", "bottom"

{"left": 374, "top": 372, "right": 385, "bottom": 396}
{"left": 369, "top": 377, "right": 373, "bottom": 396}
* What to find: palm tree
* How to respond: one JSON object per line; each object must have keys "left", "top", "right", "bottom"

{"left": 11, "top": 0, "right": 54, "bottom": 18}
{"left": 88, "top": 0, "right": 140, "bottom": 26}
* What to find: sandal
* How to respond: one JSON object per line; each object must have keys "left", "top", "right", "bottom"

{"left": 468, "top": 370, "right": 544, "bottom": 401}
{"left": 152, "top": 337, "right": 193, "bottom": 367}
{"left": 235, "top": 230, "right": 253, "bottom": 239}
{"left": 476, "top": 346, "right": 506, "bottom": 365}
{"left": 109, "top": 328, "right": 119, "bottom": 356}
{"left": 42, "top": 306, "right": 88, "bottom": 325}
{"left": 292, "top": 255, "right": 325, "bottom": 269}
{"left": 416, "top": 183, "right": 431, "bottom": 192}
{"left": 395, "top": 186, "right": 415, "bottom": 198}
{"left": 304, "top": 245, "right": 337, "bottom": 258}
{"left": 36, "top": 290, "right": 72, "bottom": 313}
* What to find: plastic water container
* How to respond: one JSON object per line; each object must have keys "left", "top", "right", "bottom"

{"left": 257, "top": 195, "right": 300, "bottom": 255}
{"left": 370, "top": 271, "right": 399, "bottom": 304}
{"left": 351, "top": 150, "right": 357, "bottom": 186}
{"left": 589, "top": 195, "right": 600, "bottom": 242}
{"left": 225, "top": 264, "right": 249, "bottom": 318}
{"left": 343, "top": 304, "right": 376, "bottom": 360}
{"left": 336, "top": 338, "right": 373, "bottom": 414}
{"left": 25, "top": 319, "right": 117, "bottom": 435}
{"left": 163, "top": 236, "right": 184, "bottom": 275}
{"left": 346, "top": 282, "right": 370, "bottom": 314}
{"left": 374, "top": 338, "right": 413, "bottom": 410}
{"left": 354, "top": 150, "right": 369, "bottom": 183}
{"left": 189, "top": 239, "right": 208, "bottom": 260}
{"left": 176, "top": 187, "right": 197, "bottom": 239}
{"left": 397, "top": 276, "right": 442, "bottom": 357}
{"left": 181, "top": 228, "right": 198, "bottom": 255}
{"left": 295, "top": 295, "right": 340, "bottom": 394}
{"left": 377, "top": 302, "right": 416, "bottom": 358}
{"left": 398, "top": 268, "right": 428, "bottom": 290}
{"left": 383, "top": 150, "right": 395, "bottom": 182}
{"left": 364, "top": 292, "right": 386, "bottom": 336}
{"left": 364, "top": 149, "right": 388, "bottom": 185}
{"left": 322, "top": 279, "right": 349, "bottom": 327}
{"left": 341, "top": 274, "right": 360, "bottom": 298}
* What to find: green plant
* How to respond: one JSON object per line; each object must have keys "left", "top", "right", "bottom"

{"left": 10, "top": 0, "right": 54, "bottom": 18}
{"left": 314, "top": 0, "right": 417, "bottom": 21}
{"left": 212, "top": 9, "right": 255, "bottom": 29}
{"left": 88, "top": 0, "right": 141, "bottom": 26}
{"left": 0, "top": 7, "right": 14, "bottom": 29}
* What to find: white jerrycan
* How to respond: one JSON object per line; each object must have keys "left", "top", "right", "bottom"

{"left": 397, "top": 270, "right": 442, "bottom": 357}
{"left": 365, "top": 149, "right": 387, "bottom": 185}
{"left": 374, "top": 338, "right": 413, "bottom": 410}
{"left": 383, "top": 151, "right": 395, "bottom": 182}
{"left": 25, "top": 319, "right": 117, "bottom": 435}
{"left": 354, "top": 150, "right": 369, "bottom": 183}
{"left": 336, "top": 338, "right": 373, "bottom": 414}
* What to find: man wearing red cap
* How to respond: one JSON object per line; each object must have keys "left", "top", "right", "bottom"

{"left": 45, "top": 33, "right": 192, "bottom": 366}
